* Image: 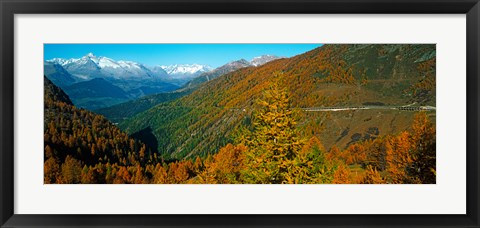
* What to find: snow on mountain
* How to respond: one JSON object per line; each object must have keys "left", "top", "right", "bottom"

{"left": 181, "top": 56, "right": 282, "bottom": 89}
{"left": 46, "top": 53, "right": 212, "bottom": 90}
{"left": 44, "top": 52, "right": 286, "bottom": 110}
{"left": 118, "top": 61, "right": 142, "bottom": 69}
{"left": 44, "top": 53, "right": 181, "bottom": 109}
{"left": 46, "top": 53, "right": 281, "bottom": 89}
{"left": 47, "top": 53, "right": 165, "bottom": 80}
{"left": 98, "top": 56, "right": 121, "bottom": 69}
{"left": 224, "top": 59, "right": 252, "bottom": 68}
{"left": 250, "top": 55, "right": 282, "bottom": 66}
{"left": 47, "top": 53, "right": 280, "bottom": 82}
{"left": 160, "top": 64, "right": 213, "bottom": 78}
{"left": 47, "top": 57, "right": 78, "bottom": 66}
{"left": 182, "top": 59, "right": 252, "bottom": 90}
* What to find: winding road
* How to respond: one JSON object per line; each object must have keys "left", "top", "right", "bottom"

{"left": 301, "top": 105, "right": 436, "bottom": 112}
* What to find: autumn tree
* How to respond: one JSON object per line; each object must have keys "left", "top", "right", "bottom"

{"left": 198, "top": 144, "right": 247, "bottom": 184}
{"left": 409, "top": 112, "right": 436, "bottom": 183}
{"left": 133, "top": 164, "right": 146, "bottom": 184}
{"left": 193, "top": 156, "right": 204, "bottom": 173}
{"left": 44, "top": 157, "right": 60, "bottom": 184}
{"left": 61, "top": 155, "right": 83, "bottom": 184}
{"left": 385, "top": 132, "right": 416, "bottom": 184}
{"left": 362, "top": 165, "right": 386, "bottom": 184}
{"left": 332, "top": 163, "right": 351, "bottom": 184}
{"left": 285, "top": 136, "right": 336, "bottom": 184}
{"left": 241, "top": 73, "right": 336, "bottom": 184}
{"left": 153, "top": 163, "right": 169, "bottom": 184}
{"left": 241, "top": 74, "right": 303, "bottom": 184}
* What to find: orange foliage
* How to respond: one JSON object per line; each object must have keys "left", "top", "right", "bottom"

{"left": 362, "top": 166, "right": 386, "bottom": 184}
{"left": 332, "top": 164, "right": 351, "bottom": 184}
{"left": 198, "top": 144, "right": 246, "bottom": 184}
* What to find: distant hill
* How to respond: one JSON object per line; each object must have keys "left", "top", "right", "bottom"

{"left": 44, "top": 62, "right": 76, "bottom": 87}
{"left": 63, "top": 78, "right": 130, "bottom": 110}
{"left": 44, "top": 75, "right": 73, "bottom": 105}
{"left": 120, "top": 44, "right": 436, "bottom": 159}
{"left": 95, "top": 88, "right": 193, "bottom": 124}
{"left": 117, "top": 80, "right": 179, "bottom": 98}
{"left": 65, "top": 78, "right": 129, "bottom": 99}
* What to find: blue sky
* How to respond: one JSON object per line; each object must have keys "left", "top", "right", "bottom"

{"left": 44, "top": 44, "right": 322, "bottom": 68}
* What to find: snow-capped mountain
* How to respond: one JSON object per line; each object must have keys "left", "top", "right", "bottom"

{"left": 182, "top": 59, "right": 252, "bottom": 90}
{"left": 156, "top": 64, "right": 213, "bottom": 86}
{"left": 45, "top": 53, "right": 178, "bottom": 110}
{"left": 48, "top": 57, "right": 78, "bottom": 66}
{"left": 47, "top": 53, "right": 167, "bottom": 80}
{"left": 160, "top": 64, "right": 213, "bottom": 79}
{"left": 46, "top": 53, "right": 279, "bottom": 84}
{"left": 250, "top": 55, "right": 282, "bottom": 66}
{"left": 181, "top": 55, "right": 282, "bottom": 89}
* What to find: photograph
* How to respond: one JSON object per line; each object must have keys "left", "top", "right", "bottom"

{"left": 43, "top": 43, "right": 436, "bottom": 184}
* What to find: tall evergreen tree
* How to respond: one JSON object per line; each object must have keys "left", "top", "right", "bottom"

{"left": 241, "top": 73, "right": 303, "bottom": 184}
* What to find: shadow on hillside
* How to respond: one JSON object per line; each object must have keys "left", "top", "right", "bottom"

{"left": 131, "top": 127, "right": 158, "bottom": 152}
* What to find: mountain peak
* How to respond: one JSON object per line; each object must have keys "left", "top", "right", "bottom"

{"left": 250, "top": 55, "right": 282, "bottom": 66}
{"left": 252, "top": 54, "right": 273, "bottom": 58}
{"left": 86, "top": 52, "right": 96, "bottom": 58}
{"left": 224, "top": 59, "right": 251, "bottom": 68}
{"left": 159, "top": 64, "right": 213, "bottom": 76}
{"left": 236, "top": 59, "right": 250, "bottom": 64}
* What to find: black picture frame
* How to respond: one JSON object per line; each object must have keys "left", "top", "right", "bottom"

{"left": 1, "top": 0, "right": 479, "bottom": 227}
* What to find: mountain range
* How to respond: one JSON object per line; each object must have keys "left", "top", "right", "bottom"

{"left": 45, "top": 53, "right": 177, "bottom": 109}
{"left": 48, "top": 53, "right": 168, "bottom": 80}
{"left": 96, "top": 56, "right": 283, "bottom": 122}
{"left": 45, "top": 53, "right": 281, "bottom": 110}
{"left": 183, "top": 56, "right": 283, "bottom": 89}
{"left": 159, "top": 64, "right": 214, "bottom": 86}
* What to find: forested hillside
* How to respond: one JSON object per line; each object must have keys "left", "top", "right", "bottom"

{"left": 120, "top": 44, "right": 436, "bottom": 159}
{"left": 45, "top": 74, "right": 435, "bottom": 184}
{"left": 95, "top": 89, "right": 193, "bottom": 124}
{"left": 44, "top": 76, "right": 162, "bottom": 183}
